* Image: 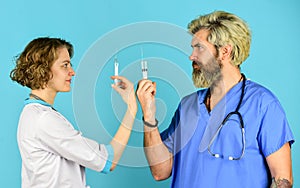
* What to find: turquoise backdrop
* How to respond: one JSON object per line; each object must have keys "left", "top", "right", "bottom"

{"left": 1, "top": 0, "right": 299, "bottom": 187}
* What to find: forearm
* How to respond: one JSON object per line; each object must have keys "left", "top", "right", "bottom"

{"left": 136, "top": 79, "right": 171, "bottom": 179}
{"left": 110, "top": 105, "right": 137, "bottom": 170}
{"left": 144, "top": 126, "right": 173, "bottom": 181}
{"left": 270, "top": 177, "right": 293, "bottom": 188}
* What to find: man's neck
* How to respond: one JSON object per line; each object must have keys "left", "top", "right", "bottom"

{"left": 208, "top": 70, "right": 242, "bottom": 111}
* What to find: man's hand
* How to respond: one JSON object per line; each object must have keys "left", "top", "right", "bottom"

{"left": 136, "top": 79, "right": 157, "bottom": 122}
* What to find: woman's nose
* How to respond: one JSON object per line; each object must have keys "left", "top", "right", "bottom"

{"left": 69, "top": 67, "right": 75, "bottom": 76}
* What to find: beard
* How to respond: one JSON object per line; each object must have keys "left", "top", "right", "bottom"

{"left": 192, "top": 56, "right": 222, "bottom": 88}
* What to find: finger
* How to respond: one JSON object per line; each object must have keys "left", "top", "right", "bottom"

{"left": 139, "top": 82, "right": 154, "bottom": 95}
{"left": 138, "top": 79, "right": 153, "bottom": 87}
{"left": 111, "top": 75, "right": 127, "bottom": 82}
{"left": 140, "top": 80, "right": 154, "bottom": 90}
{"left": 118, "top": 75, "right": 130, "bottom": 82}
{"left": 111, "top": 75, "right": 121, "bottom": 80}
{"left": 136, "top": 83, "right": 153, "bottom": 101}
{"left": 112, "top": 76, "right": 133, "bottom": 89}
{"left": 137, "top": 79, "right": 153, "bottom": 94}
{"left": 118, "top": 81, "right": 127, "bottom": 89}
{"left": 152, "top": 82, "right": 157, "bottom": 96}
{"left": 111, "top": 83, "right": 124, "bottom": 94}
{"left": 145, "top": 85, "right": 156, "bottom": 95}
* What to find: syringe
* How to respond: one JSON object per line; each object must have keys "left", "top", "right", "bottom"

{"left": 114, "top": 56, "right": 119, "bottom": 84}
{"left": 141, "top": 60, "right": 148, "bottom": 79}
{"left": 140, "top": 47, "right": 148, "bottom": 79}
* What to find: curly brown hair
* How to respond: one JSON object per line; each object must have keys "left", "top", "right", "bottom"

{"left": 10, "top": 37, "right": 73, "bottom": 89}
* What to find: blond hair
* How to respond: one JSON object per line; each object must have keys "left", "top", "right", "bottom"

{"left": 188, "top": 11, "right": 251, "bottom": 66}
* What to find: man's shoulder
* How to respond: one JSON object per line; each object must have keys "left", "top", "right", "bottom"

{"left": 246, "top": 79, "right": 277, "bottom": 98}
{"left": 245, "top": 79, "right": 282, "bottom": 110}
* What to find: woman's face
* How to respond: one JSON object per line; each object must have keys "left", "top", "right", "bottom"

{"left": 46, "top": 47, "right": 75, "bottom": 93}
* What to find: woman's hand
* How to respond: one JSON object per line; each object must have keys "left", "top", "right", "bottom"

{"left": 111, "top": 76, "right": 137, "bottom": 112}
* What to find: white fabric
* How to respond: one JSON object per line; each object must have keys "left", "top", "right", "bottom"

{"left": 17, "top": 103, "right": 110, "bottom": 188}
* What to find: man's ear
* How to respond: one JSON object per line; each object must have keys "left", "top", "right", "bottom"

{"left": 219, "top": 44, "right": 232, "bottom": 61}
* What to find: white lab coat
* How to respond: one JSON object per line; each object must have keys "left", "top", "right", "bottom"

{"left": 17, "top": 103, "right": 112, "bottom": 188}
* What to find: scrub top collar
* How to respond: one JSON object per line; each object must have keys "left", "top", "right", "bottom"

{"left": 198, "top": 79, "right": 246, "bottom": 107}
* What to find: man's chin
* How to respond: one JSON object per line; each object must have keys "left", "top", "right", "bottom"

{"left": 192, "top": 80, "right": 210, "bottom": 88}
{"left": 192, "top": 75, "right": 209, "bottom": 88}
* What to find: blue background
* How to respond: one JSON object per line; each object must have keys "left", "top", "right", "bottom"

{"left": 1, "top": 0, "right": 299, "bottom": 187}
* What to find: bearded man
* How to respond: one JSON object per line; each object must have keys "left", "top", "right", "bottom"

{"left": 136, "top": 10, "right": 294, "bottom": 188}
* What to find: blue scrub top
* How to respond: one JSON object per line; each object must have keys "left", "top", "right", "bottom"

{"left": 161, "top": 79, "right": 294, "bottom": 188}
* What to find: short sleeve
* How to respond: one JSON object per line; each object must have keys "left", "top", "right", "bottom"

{"left": 257, "top": 100, "right": 294, "bottom": 157}
{"left": 160, "top": 105, "right": 181, "bottom": 154}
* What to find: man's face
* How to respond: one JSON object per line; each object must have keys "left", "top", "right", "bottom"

{"left": 189, "top": 29, "right": 222, "bottom": 88}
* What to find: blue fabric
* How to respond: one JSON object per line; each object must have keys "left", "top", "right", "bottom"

{"left": 24, "top": 98, "right": 57, "bottom": 111}
{"left": 101, "top": 144, "right": 114, "bottom": 174}
{"left": 161, "top": 80, "right": 294, "bottom": 188}
{"left": 24, "top": 98, "right": 53, "bottom": 108}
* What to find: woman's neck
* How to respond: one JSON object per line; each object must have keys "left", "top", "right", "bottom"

{"left": 30, "top": 89, "right": 56, "bottom": 105}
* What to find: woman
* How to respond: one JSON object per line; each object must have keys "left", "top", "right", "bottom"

{"left": 10, "top": 37, "right": 137, "bottom": 188}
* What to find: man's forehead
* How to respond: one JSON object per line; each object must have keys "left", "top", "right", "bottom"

{"left": 191, "top": 30, "right": 209, "bottom": 45}
{"left": 191, "top": 36, "right": 207, "bottom": 46}
{"left": 191, "top": 37, "right": 202, "bottom": 44}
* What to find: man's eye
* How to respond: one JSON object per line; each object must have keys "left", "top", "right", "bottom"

{"left": 195, "top": 44, "right": 203, "bottom": 49}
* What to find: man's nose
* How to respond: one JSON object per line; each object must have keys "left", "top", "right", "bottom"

{"left": 189, "top": 50, "right": 197, "bottom": 61}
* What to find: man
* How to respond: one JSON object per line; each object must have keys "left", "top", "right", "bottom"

{"left": 136, "top": 11, "right": 294, "bottom": 187}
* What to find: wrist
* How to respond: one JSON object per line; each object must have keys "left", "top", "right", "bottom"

{"left": 142, "top": 116, "right": 158, "bottom": 128}
{"left": 143, "top": 115, "right": 155, "bottom": 124}
{"left": 127, "top": 102, "right": 138, "bottom": 114}
{"left": 143, "top": 110, "right": 156, "bottom": 120}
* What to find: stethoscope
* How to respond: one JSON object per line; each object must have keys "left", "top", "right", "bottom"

{"left": 207, "top": 73, "right": 246, "bottom": 160}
